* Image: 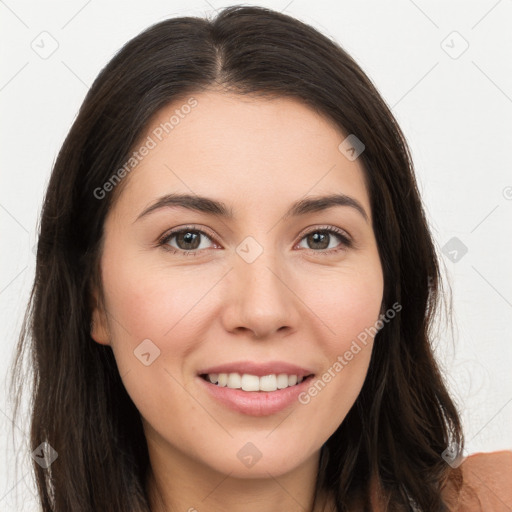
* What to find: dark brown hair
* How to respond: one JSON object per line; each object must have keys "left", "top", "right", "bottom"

{"left": 10, "top": 5, "right": 465, "bottom": 511}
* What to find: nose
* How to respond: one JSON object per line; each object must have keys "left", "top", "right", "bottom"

{"left": 220, "top": 249, "right": 300, "bottom": 340}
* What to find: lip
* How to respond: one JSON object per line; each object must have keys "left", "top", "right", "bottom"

{"left": 197, "top": 373, "right": 315, "bottom": 416}
{"left": 197, "top": 360, "right": 314, "bottom": 378}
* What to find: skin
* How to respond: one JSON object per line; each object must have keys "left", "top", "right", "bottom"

{"left": 91, "top": 90, "right": 384, "bottom": 512}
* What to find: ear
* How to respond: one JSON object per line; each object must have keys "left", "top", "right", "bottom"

{"left": 90, "top": 286, "right": 111, "bottom": 346}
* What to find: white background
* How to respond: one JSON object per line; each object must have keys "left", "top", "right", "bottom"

{"left": 1, "top": 0, "right": 511, "bottom": 509}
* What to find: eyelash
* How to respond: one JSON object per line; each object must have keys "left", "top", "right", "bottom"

{"left": 157, "top": 225, "right": 352, "bottom": 257}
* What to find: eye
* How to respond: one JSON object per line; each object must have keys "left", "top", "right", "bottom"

{"left": 159, "top": 226, "right": 217, "bottom": 255}
{"left": 296, "top": 226, "right": 352, "bottom": 254}
{"left": 158, "top": 225, "right": 352, "bottom": 257}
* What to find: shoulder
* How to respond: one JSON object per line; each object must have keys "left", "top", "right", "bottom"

{"left": 443, "top": 450, "right": 512, "bottom": 511}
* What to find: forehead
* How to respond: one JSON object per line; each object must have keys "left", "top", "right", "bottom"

{"left": 112, "top": 91, "right": 371, "bottom": 221}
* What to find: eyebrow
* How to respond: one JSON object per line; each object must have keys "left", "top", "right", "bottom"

{"left": 135, "top": 192, "right": 369, "bottom": 223}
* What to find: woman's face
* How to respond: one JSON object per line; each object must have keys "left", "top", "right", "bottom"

{"left": 91, "top": 91, "right": 384, "bottom": 479}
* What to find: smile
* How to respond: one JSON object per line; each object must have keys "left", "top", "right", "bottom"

{"left": 200, "top": 372, "right": 310, "bottom": 391}
{"left": 197, "top": 373, "right": 314, "bottom": 416}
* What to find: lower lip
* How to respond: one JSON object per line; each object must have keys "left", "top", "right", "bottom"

{"left": 197, "top": 375, "right": 314, "bottom": 416}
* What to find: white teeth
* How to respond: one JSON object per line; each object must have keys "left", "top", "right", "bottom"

{"left": 260, "top": 374, "right": 277, "bottom": 392}
{"left": 227, "top": 373, "right": 241, "bottom": 389}
{"left": 204, "top": 372, "right": 307, "bottom": 392}
{"left": 241, "top": 374, "right": 260, "bottom": 391}
{"left": 276, "top": 373, "right": 289, "bottom": 389}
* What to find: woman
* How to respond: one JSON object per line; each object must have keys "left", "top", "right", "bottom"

{"left": 10, "top": 5, "right": 511, "bottom": 511}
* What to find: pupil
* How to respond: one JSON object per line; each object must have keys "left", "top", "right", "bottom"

{"left": 309, "top": 232, "right": 328, "bottom": 250}
{"left": 179, "top": 231, "right": 200, "bottom": 250}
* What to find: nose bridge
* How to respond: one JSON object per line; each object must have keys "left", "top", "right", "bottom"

{"left": 236, "top": 237, "right": 288, "bottom": 307}
{"left": 222, "top": 234, "right": 298, "bottom": 337}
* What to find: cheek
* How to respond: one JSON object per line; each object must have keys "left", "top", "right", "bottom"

{"left": 101, "top": 252, "right": 215, "bottom": 346}
{"left": 328, "top": 272, "right": 383, "bottom": 385}
{"left": 296, "top": 313, "right": 377, "bottom": 449}
{"left": 295, "top": 263, "right": 383, "bottom": 432}
{"left": 100, "top": 257, "right": 202, "bottom": 437}
{"left": 302, "top": 258, "right": 384, "bottom": 349}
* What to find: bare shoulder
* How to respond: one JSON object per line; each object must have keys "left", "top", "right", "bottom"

{"left": 443, "top": 450, "right": 512, "bottom": 511}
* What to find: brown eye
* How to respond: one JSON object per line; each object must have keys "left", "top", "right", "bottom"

{"left": 305, "top": 231, "right": 330, "bottom": 250}
{"left": 173, "top": 230, "right": 202, "bottom": 250}
{"left": 160, "top": 227, "right": 216, "bottom": 255}
{"left": 297, "top": 227, "right": 352, "bottom": 253}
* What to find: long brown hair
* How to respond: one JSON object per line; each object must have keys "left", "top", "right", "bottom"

{"left": 10, "top": 5, "right": 464, "bottom": 511}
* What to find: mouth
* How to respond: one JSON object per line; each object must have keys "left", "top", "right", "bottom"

{"left": 196, "top": 365, "right": 316, "bottom": 416}
{"left": 199, "top": 372, "right": 315, "bottom": 392}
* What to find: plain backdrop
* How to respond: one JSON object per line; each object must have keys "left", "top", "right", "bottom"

{"left": 1, "top": 0, "right": 511, "bottom": 509}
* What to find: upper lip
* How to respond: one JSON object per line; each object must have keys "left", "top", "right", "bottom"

{"left": 197, "top": 360, "right": 315, "bottom": 378}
